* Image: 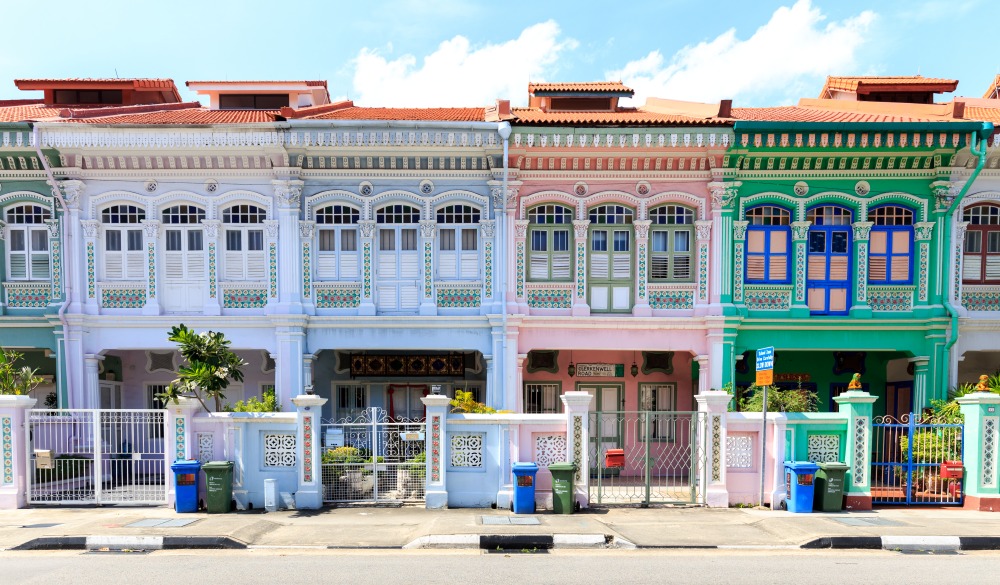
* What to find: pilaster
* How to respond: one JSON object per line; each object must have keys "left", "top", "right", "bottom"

{"left": 479, "top": 219, "right": 497, "bottom": 311}
{"left": 790, "top": 221, "right": 811, "bottom": 317}
{"left": 513, "top": 219, "right": 529, "bottom": 312}
{"left": 696, "top": 390, "right": 731, "bottom": 507}
{"left": 909, "top": 356, "right": 930, "bottom": 411}
{"left": 201, "top": 219, "right": 221, "bottom": 315}
{"left": 358, "top": 220, "right": 376, "bottom": 315}
{"left": 834, "top": 390, "right": 877, "bottom": 510}
{"left": 694, "top": 220, "right": 712, "bottom": 312}
{"left": 421, "top": 394, "right": 452, "bottom": 509}
{"left": 632, "top": 220, "right": 651, "bottom": 316}
{"left": 263, "top": 220, "right": 280, "bottom": 309}
{"left": 561, "top": 391, "right": 593, "bottom": 508}
{"left": 419, "top": 220, "right": 437, "bottom": 316}
{"left": 732, "top": 221, "right": 749, "bottom": 304}
{"left": 850, "top": 221, "right": 873, "bottom": 318}
{"left": 81, "top": 220, "right": 100, "bottom": 315}
{"left": 141, "top": 219, "right": 160, "bottom": 315}
{"left": 164, "top": 396, "right": 201, "bottom": 506}
{"left": 0, "top": 395, "right": 37, "bottom": 509}
{"left": 299, "top": 221, "right": 316, "bottom": 314}
{"left": 83, "top": 353, "right": 103, "bottom": 409}
{"left": 572, "top": 219, "right": 590, "bottom": 316}
{"left": 273, "top": 179, "right": 304, "bottom": 313}
{"left": 292, "top": 394, "right": 327, "bottom": 509}
{"left": 957, "top": 392, "right": 1000, "bottom": 511}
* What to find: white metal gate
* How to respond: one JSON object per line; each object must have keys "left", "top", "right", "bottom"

{"left": 27, "top": 409, "right": 168, "bottom": 505}
{"left": 321, "top": 408, "right": 426, "bottom": 504}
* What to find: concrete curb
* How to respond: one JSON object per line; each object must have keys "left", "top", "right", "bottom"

{"left": 12, "top": 535, "right": 247, "bottom": 551}
{"left": 801, "top": 536, "right": 1000, "bottom": 552}
{"left": 403, "top": 533, "right": 614, "bottom": 550}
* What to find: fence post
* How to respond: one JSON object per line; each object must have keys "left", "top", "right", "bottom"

{"left": 957, "top": 392, "right": 1000, "bottom": 511}
{"left": 834, "top": 390, "right": 877, "bottom": 510}
{"left": 0, "top": 395, "right": 37, "bottom": 509}
{"left": 421, "top": 394, "right": 452, "bottom": 509}
{"left": 164, "top": 397, "right": 201, "bottom": 506}
{"left": 292, "top": 394, "right": 327, "bottom": 510}
{"left": 561, "top": 391, "right": 592, "bottom": 508}
{"left": 696, "top": 390, "right": 731, "bottom": 508}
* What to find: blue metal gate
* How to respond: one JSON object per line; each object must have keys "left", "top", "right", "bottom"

{"left": 871, "top": 414, "right": 964, "bottom": 506}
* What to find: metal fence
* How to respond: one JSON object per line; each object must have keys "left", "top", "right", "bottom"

{"left": 871, "top": 413, "right": 964, "bottom": 506}
{"left": 588, "top": 411, "right": 705, "bottom": 505}
{"left": 27, "top": 409, "right": 167, "bottom": 505}
{"left": 320, "top": 408, "right": 426, "bottom": 504}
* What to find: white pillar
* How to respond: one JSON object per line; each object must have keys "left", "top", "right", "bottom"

{"left": 83, "top": 354, "right": 103, "bottom": 409}
{"left": 421, "top": 394, "right": 452, "bottom": 509}
{"left": 164, "top": 397, "right": 201, "bottom": 506}
{"left": 695, "top": 354, "right": 710, "bottom": 395}
{"left": 561, "top": 391, "right": 593, "bottom": 508}
{"left": 273, "top": 180, "right": 304, "bottom": 312}
{"left": 0, "top": 395, "right": 37, "bottom": 509}
{"left": 274, "top": 320, "right": 307, "bottom": 411}
{"left": 292, "top": 394, "right": 327, "bottom": 509}
{"left": 696, "top": 390, "right": 731, "bottom": 507}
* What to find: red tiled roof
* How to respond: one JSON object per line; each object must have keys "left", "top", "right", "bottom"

{"left": 186, "top": 80, "right": 327, "bottom": 87}
{"left": 965, "top": 106, "right": 1000, "bottom": 124}
{"left": 297, "top": 106, "right": 486, "bottom": 122}
{"left": 65, "top": 109, "right": 282, "bottom": 124}
{"left": 511, "top": 107, "right": 728, "bottom": 126}
{"left": 15, "top": 78, "right": 178, "bottom": 90}
{"left": 819, "top": 75, "right": 957, "bottom": 98}
{"left": 983, "top": 75, "right": 1000, "bottom": 99}
{"left": 280, "top": 100, "right": 354, "bottom": 119}
{"left": 730, "top": 104, "right": 959, "bottom": 123}
{"left": 0, "top": 101, "right": 70, "bottom": 122}
{"left": 59, "top": 102, "right": 202, "bottom": 119}
{"left": 528, "top": 81, "right": 633, "bottom": 94}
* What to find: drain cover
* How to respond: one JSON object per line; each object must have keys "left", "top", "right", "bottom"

{"left": 481, "top": 516, "right": 541, "bottom": 526}
{"left": 125, "top": 518, "right": 199, "bottom": 528}
{"left": 833, "top": 517, "right": 906, "bottom": 527}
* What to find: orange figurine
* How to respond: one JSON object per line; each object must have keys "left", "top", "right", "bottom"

{"left": 848, "top": 372, "right": 863, "bottom": 390}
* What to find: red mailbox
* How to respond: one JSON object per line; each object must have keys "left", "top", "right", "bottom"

{"left": 940, "top": 460, "right": 963, "bottom": 479}
{"left": 605, "top": 449, "right": 625, "bottom": 468}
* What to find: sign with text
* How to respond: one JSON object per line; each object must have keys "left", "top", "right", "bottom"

{"left": 575, "top": 363, "right": 625, "bottom": 377}
{"left": 755, "top": 370, "right": 773, "bottom": 386}
{"left": 755, "top": 347, "right": 774, "bottom": 371}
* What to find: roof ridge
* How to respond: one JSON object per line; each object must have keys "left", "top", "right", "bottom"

{"left": 60, "top": 101, "right": 203, "bottom": 119}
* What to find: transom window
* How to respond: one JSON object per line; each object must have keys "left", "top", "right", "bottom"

{"left": 745, "top": 206, "right": 791, "bottom": 283}
{"left": 376, "top": 204, "right": 421, "bottom": 224}
{"left": 100, "top": 205, "right": 145, "bottom": 281}
{"left": 963, "top": 204, "right": 1000, "bottom": 284}
{"left": 315, "top": 205, "right": 360, "bottom": 281}
{"left": 528, "top": 204, "right": 572, "bottom": 281}
{"left": 223, "top": 205, "right": 266, "bottom": 281}
{"left": 807, "top": 206, "right": 852, "bottom": 226}
{"left": 436, "top": 205, "right": 480, "bottom": 280}
{"left": 436, "top": 204, "right": 480, "bottom": 224}
{"left": 162, "top": 205, "right": 206, "bottom": 224}
{"left": 868, "top": 205, "right": 913, "bottom": 284}
{"left": 649, "top": 205, "right": 694, "bottom": 281}
{"left": 5, "top": 205, "right": 51, "bottom": 281}
{"left": 588, "top": 205, "right": 633, "bottom": 225}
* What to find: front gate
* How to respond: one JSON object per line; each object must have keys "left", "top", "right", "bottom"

{"left": 589, "top": 411, "right": 705, "bottom": 505}
{"left": 27, "top": 409, "right": 168, "bottom": 505}
{"left": 320, "top": 408, "right": 426, "bottom": 504}
{"left": 871, "top": 413, "right": 964, "bottom": 505}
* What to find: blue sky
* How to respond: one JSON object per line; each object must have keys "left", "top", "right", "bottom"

{"left": 1, "top": 0, "right": 996, "bottom": 108}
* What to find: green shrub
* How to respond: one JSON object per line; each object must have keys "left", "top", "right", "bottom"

{"left": 739, "top": 384, "right": 817, "bottom": 412}
{"left": 408, "top": 451, "right": 427, "bottom": 477}
{"left": 322, "top": 446, "right": 366, "bottom": 465}
{"left": 227, "top": 387, "right": 280, "bottom": 412}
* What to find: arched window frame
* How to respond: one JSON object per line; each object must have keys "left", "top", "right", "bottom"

{"left": 161, "top": 205, "right": 207, "bottom": 282}
{"left": 315, "top": 205, "right": 361, "bottom": 281}
{"left": 435, "top": 204, "right": 481, "bottom": 281}
{"left": 5, "top": 205, "right": 51, "bottom": 281}
{"left": 221, "top": 204, "right": 266, "bottom": 281}
{"left": 100, "top": 204, "right": 145, "bottom": 281}
{"left": 962, "top": 203, "right": 1000, "bottom": 284}
{"left": 805, "top": 205, "right": 853, "bottom": 315}
{"left": 587, "top": 204, "right": 635, "bottom": 312}
{"left": 868, "top": 205, "right": 914, "bottom": 285}
{"left": 648, "top": 204, "right": 694, "bottom": 282}
{"left": 745, "top": 205, "right": 791, "bottom": 284}
{"left": 527, "top": 204, "right": 573, "bottom": 282}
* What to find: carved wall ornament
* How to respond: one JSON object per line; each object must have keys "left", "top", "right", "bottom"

{"left": 359, "top": 181, "right": 374, "bottom": 196}
{"left": 44, "top": 218, "right": 60, "bottom": 238}
{"left": 573, "top": 219, "right": 591, "bottom": 240}
{"left": 514, "top": 219, "right": 530, "bottom": 239}
{"left": 732, "top": 220, "right": 749, "bottom": 241}
{"left": 55, "top": 180, "right": 85, "bottom": 207}
{"left": 273, "top": 180, "right": 303, "bottom": 208}
{"left": 791, "top": 221, "right": 812, "bottom": 241}
{"left": 299, "top": 220, "right": 316, "bottom": 239}
{"left": 854, "top": 181, "right": 870, "bottom": 197}
{"left": 931, "top": 180, "right": 962, "bottom": 210}
{"left": 81, "top": 220, "right": 100, "bottom": 239}
{"left": 708, "top": 181, "right": 740, "bottom": 209}
{"left": 201, "top": 219, "right": 220, "bottom": 238}
{"left": 204, "top": 179, "right": 219, "bottom": 193}
{"left": 419, "top": 220, "right": 437, "bottom": 239}
{"left": 479, "top": 219, "right": 496, "bottom": 239}
{"left": 793, "top": 181, "right": 809, "bottom": 197}
{"left": 263, "top": 220, "right": 280, "bottom": 238}
{"left": 358, "top": 220, "right": 377, "bottom": 238}
{"left": 633, "top": 219, "right": 651, "bottom": 240}
{"left": 141, "top": 220, "right": 161, "bottom": 238}
{"left": 635, "top": 181, "right": 651, "bottom": 196}
{"left": 145, "top": 179, "right": 158, "bottom": 193}
{"left": 574, "top": 182, "right": 588, "bottom": 197}
{"left": 695, "top": 220, "right": 713, "bottom": 241}
{"left": 914, "top": 221, "right": 935, "bottom": 241}
{"left": 851, "top": 221, "right": 873, "bottom": 241}
{"left": 420, "top": 180, "right": 434, "bottom": 195}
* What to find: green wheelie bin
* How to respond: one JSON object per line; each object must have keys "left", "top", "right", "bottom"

{"left": 548, "top": 461, "right": 578, "bottom": 514}
{"left": 202, "top": 460, "right": 235, "bottom": 513}
{"left": 814, "top": 462, "right": 848, "bottom": 512}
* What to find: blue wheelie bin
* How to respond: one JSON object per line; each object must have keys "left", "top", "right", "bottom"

{"left": 171, "top": 459, "right": 202, "bottom": 513}
{"left": 783, "top": 461, "right": 820, "bottom": 513}
{"left": 511, "top": 462, "right": 539, "bottom": 514}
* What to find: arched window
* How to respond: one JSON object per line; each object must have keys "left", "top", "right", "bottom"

{"left": 315, "top": 205, "right": 360, "bottom": 281}
{"left": 648, "top": 205, "right": 694, "bottom": 282}
{"left": 962, "top": 204, "right": 1000, "bottom": 284}
{"left": 222, "top": 204, "right": 266, "bottom": 281}
{"left": 436, "top": 204, "right": 480, "bottom": 280}
{"left": 588, "top": 205, "right": 634, "bottom": 312}
{"left": 160, "top": 205, "right": 207, "bottom": 312}
{"left": 100, "top": 205, "right": 145, "bottom": 281}
{"left": 375, "top": 204, "right": 421, "bottom": 311}
{"left": 806, "top": 205, "right": 852, "bottom": 314}
{"left": 527, "top": 204, "right": 572, "bottom": 281}
{"left": 868, "top": 205, "right": 913, "bottom": 284}
{"left": 745, "top": 205, "right": 791, "bottom": 283}
{"left": 5, "top": 205, "right": 51, "bottom": 281}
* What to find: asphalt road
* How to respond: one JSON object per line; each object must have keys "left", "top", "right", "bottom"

{"left": 1, "top": 549, "right": 998, "bottom": 584}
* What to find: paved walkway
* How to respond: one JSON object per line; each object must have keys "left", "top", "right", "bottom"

{"left": 2, "top": 504, "right": 999, "bottom": 551}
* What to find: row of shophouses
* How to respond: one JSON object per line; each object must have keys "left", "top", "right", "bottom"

{"left": 1, "top": 74, "right": 1000, "bottom": 423}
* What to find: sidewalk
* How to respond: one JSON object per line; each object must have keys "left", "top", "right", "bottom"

{"left": 3, "top": 505, "right": 1000, "bottom": 551}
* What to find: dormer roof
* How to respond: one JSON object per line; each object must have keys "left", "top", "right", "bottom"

{"left": 818, "top": 75, "right": 957, "bottom": 100}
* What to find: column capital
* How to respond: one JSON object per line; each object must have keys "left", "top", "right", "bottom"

{"left": 419, "top": 220, "right": 437, "bottom": 239}
{"left": 478, "top": 218, "right": 496, "bottom": 239}
{"left": 852, "top": 221, "right": 874, "bottom": 241}
{"left": 572, "top": 219, "right": 590, "bottom": 240}
{"left": 733, "top": 220, "right": 749, "bottom": 241}
{"left": 291, "top": 394, "right": 328, "bottom": 409}
{"left": 914, "top": 221, "right": 935, "bottom": 241}
{"left": 81, "top": 220, "right": 100, "bottom": 239}
{"left": 633, "top": 219, "right": 651, "bottom": 240}
{"left": 299, "top": 220, "right": 316, "bottom": 239}
{"left": 357, "top": 220, "right": 376, "bottom": 239}
{"left": 141, "top": 219, "right": 161, "bottom": 239}
{"left": 272, "top": 179, "right": 304, "bottom": 209}
{"left": 791, "top": 221, "right": 811, "bottom": 241}
{"left": 263, "top": 219, "right": 280, "bottom": 239}
{"left": 695, "top": 220, "right": 712, "bottom": 241}
{"left": 708, "top": 181, "right": 741, "bottom": 209}
{"left": 514, "top": 219, "right": 529, "bottom": 239}
{"left": 201, "top": 219, "right": 221, "bottom": 238}
{"left": 560, "top": 391, "right": 593, "bottom": 411}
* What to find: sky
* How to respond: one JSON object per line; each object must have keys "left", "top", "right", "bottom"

{"left": 1, "top": 0, "right": 997, "bottom": 108}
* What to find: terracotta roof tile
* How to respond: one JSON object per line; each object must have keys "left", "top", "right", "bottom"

{"left": 964, "top": 106, "right": 1000, "bottom": 124}
{"left": 64, "top": 109, "right": 281, "bottom": 124}
{"left": 511, "top": 107, "right": 728, "bottom": 126}
{"left": 298, "top": 106, "right": 486, "bottom": 122}
{"left": 983, "top": 75, "right": 1000, "bottom": 99}
{"left": 528, "top": 81, "right": 633, "bottom": 94}
{"left": 0, "top": 101, "right": 74, "bottom": 122}
{"left": 15, "top": 78, "right": 178, "bottom": 90}
{"left": 819, "top": 75, "right": 957, "bottom": 98}
{"left": 730, "top": 104, "right": 959, "bottom": 123}
{"left": 59, "top": 102, "right": 202, "bottom": 119}
{"left": 186, "top": 80, "right": 327, "bottom": 87}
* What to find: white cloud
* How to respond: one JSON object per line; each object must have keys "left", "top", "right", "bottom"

{"left": 351, "top": 21, "right": 577, "bottom": 107}
{"left": 608, "top": 0, "right": 876, "bottom": 106}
